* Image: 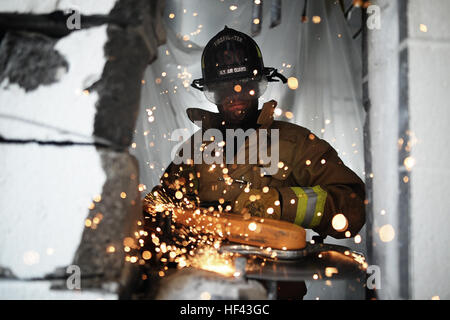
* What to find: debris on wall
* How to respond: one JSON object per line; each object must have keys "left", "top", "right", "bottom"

{"left": 0, "top": 0, "right": 166, "bottom": 299}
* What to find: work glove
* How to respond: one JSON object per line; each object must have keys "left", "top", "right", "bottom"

{"left": 234, "top": 187, "right": 281, "bottom": 220}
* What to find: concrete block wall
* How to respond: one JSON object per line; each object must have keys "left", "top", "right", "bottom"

{"left": 366, "top": 0, "right": 450, "bottom": 299}
{"left": 365, "top": 0, "right": 402, "bottom": 299}
{"left": 406, "top": 0, "right": 450, "bottom": 300}
{"left": 0, "top": 0, "right": 166, "bottom": 299}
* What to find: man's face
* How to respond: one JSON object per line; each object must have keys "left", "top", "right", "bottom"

{"left": 217, "top": 96, "right": 258, "bottom": 126}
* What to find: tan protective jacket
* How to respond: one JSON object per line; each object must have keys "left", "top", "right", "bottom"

{"left": 157, "top": 101, "right": 366, "bottom": 239}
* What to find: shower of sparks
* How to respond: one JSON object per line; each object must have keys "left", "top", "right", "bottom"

{"left": 133, "top": 188, "right": 238, "bottom": 278}
{"left": 177, "top": 67, "right": 193, "bottom": 88}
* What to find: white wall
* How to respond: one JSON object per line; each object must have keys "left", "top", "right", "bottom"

{"left": 367, "top": 0, "right": 402, "bottom": 299}
{"left": 368, "top": 0, "right": 450, "bottom": 300}
{"left": 408, "top": 0, "right": 450, "bottom": 300}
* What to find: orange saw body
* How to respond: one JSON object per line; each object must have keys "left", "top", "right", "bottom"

{"left": 173, "top": 208, "right": 306, "bottom": 250}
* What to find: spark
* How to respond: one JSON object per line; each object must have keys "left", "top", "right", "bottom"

{"left": 379, "top": 224, "right": 395, "bottom": 242}
{"left": 175, "top": 191, "right": 183, "bottom": 199}
{"left": 200, "top": 292, "right": 211, "bottom": 300}
{"left": 325, "top": 267, "right": 338, "bottom": 277}
{"left": 274, "top": 108, "right": 282, "bottom": 116}
{"left": 403, "top": 156, "right": 415, "bottom": 171}
{"left": 287, "top": 77, "right": 298, "bottom": 90}
{"left": 332, "top": 214, "right": 348, "bottom": 232}
{"left": 419, "top": 24, "right": 428, "bottom": 33}
{"left": 23, "top": 251, "right": 40, "bottom": 265}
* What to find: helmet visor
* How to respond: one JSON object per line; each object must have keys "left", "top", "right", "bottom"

{"left": 203, "top": 77, "right": 268, "bottom": 105}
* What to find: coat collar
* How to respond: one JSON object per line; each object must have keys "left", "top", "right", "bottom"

{"left": 186, "top": 100, "right": 277, "bottom": 131}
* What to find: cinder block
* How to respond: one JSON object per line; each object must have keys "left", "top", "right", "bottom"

{"left": 93, "top": 24, "right": 152, "bottom": 147}
{"left": 408, "top": 0, "right": 450, "bottom": 41}
{"left": 0, "top": 143, "right": 142, "bottom": 296}
{"left": 0, "top": 22, "right": 153, "bottom": 147}
{"left": 408, "top": 42, "right": 450, "bottom": 300}
{"left": 0, "top": 26, "right": 108, "bottom": 143}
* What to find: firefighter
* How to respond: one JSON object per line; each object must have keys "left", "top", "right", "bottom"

{"left": 148, "top": 26, "right": 366, "bottom": 299}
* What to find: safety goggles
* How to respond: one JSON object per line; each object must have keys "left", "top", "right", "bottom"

{"left": 191, "top": 68, "right": 288, "bottom": 105}
{"left": 203, "top": 77, "right": 268, "bottom": 105}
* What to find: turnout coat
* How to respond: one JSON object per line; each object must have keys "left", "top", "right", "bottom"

{"left": 153, "top": 101, "right": 366, "bottom": 240}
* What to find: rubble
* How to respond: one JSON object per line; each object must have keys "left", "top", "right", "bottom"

{"left": 0, "top": 0, "right": 166, "bottom": 299}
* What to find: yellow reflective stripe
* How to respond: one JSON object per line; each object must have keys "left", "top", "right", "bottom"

{"left": 256, "top": 45, "right": 262, "bottom": 58}
{"left": 290, "top": 187, "right": 308, "bottom": 227}
{"left": 309, "top": 186, "right": 327, "bottom": 228}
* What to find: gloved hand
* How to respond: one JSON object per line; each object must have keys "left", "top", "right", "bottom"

{"left": 234, "top": 187, "right": 281, "bottom": 220}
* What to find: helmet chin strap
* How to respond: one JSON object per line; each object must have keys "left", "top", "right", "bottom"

{"left": 264, "top": 67, "right": 288, "bottom": 83}
{"left": 191, "top": 78, "right": 204, "bottom": 91}
{"left": 191, "top": 68, "right": 287, "bottom": 92}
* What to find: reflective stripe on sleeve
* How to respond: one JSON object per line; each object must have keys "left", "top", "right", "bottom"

{"left": 290, "top": 186, "right": 327, "bottom": 228}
